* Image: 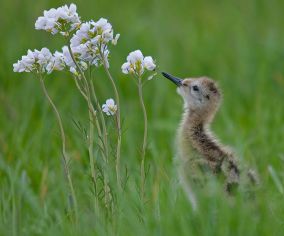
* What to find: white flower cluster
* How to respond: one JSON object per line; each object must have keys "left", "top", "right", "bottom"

{"left": 61, "top": 46, "right": 88, "bottom": 74}
{"left": 13, "top": 46, "right": 91, "bottom": 75}
{"left": 14, "top": 3, "right": 159, "bottom": 82}
{"left": 13, "top": 48, "right": 66, "bottom": 74}
{"left": 121, "top": 50, "right": 156, "bottom": 76}
{"left": 14, "top": 4, "right": 121, "bottom": 76}
{"left": 70, "top": 18, "right": 120, "bottom": 67}
{"left": 102, "top": 99, "right": 117, "bottom": 116}
{"left": 35, "top": 3, "right": 81, "bottom": 36}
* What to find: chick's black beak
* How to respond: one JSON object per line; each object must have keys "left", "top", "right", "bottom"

{"left": 161, "top": 72, "right": 182, "bottom": 86}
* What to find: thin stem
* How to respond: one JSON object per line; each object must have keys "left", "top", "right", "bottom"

{"left": 74, "top": 75, "right": 109, "bottom": 207}
{"left": 74, "top": 76, "right": 88, "bottom": 100}
{"left": 89, "top": 111, "right": 95, "bottom": 181}
{"left": 100, "top": 51, "right": 122, "bottom": 189}
{"left": 68, "top": 46, "right": 110, "bottom": 207}
{"left": 39, "top": 77, "right": 78, "bottom": 221}
{"left": 90, "top": 80, "right": 109, "bottom": 162}
{"left": 138, "top": 77, "right": 148, "bottom": 201}
{"left": 89, "top": 75, "right": 110, "bottom": 209}
{"left": 67, "top": 45, "right": 97, "bottom": 189}
{"left": 73, "top": 76, "right": 102, "bottom": 139}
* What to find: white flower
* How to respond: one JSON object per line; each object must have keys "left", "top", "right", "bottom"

{"left": 62, "top": 46, "right": 76, "bottom": 68}
{"left": 38, "top": 48, "right": 53, "bottom": 65}
{"left": 112, "top": 33, "right": 120, "bottom": 45}
{"left": 70, "top": 67, "right": 77, "bottom": 75}
{"left": 70, "top": 21, "right": 92, "bottom": 47}
{"left": 53, "top": 51, "right": 65, "bottom": 70}
{"left": 55, "top": 46, "right": 90, "bottom": 72}
{"left": 13, "top": 48, "right": 53, "bottom": 73}
{"left": 121, "top": 62, "right": 132, "bottom": 74}
{"left": 122, "top": 50, "right": 156, "bottom": 76}
{"left": 95, "top": 18, "right": 111, "bottom": 32}
{"left": 70, "top": 18, "right": 119, "bottom": 67}
{"left": 143, "top": 56, "right": 156, "bottom": 70}
{"left": 35, "top": 3, "right": 81, "bottom": 36}
{"left": 127, "top": 50, "right": 144, "bottom": 64}
{"left": 13, "top": 50, "right": 35, "bottom": 73}
{"left": 13, "top": 61, "right": 25, "bottom": 72}
{"left": 13, "top": 47, "right": 86, "bottom": 75}
{"left": 102, "top": 99, "right": 117, "bottom": 116}
{"left": 46, "top": 51, "right": 65, "bottom": 74}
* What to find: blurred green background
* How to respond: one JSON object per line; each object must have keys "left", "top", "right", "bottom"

{"left": 1, "top": 0, "right": 284, "bottom": 235}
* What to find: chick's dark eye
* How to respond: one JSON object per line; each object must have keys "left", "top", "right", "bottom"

{"left": 192, "top": 85, "right": 199, "bottom": 91}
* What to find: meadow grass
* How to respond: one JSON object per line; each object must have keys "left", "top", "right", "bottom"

{"left": 1, "top": 0, "right": 284, "bottom": 235}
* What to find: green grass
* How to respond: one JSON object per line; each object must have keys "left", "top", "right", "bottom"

{"left": 1, "top": 0, "right": 284, "bottom": 235}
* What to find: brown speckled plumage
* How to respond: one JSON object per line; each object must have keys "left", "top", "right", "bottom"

{"left": 162, "top": 72, "right": 258, "bottom": 209}
{"left": 175, "top": 77, "right": 240, "bottom": 192}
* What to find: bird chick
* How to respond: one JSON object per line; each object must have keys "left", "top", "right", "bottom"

{"left": 162, "top": 72, "right": 240, "bottom": 194}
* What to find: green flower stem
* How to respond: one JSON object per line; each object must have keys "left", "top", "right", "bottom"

{"left": 39, "top": 77, "right": 78, "bottom": 221}
{"left": 90, "top": 80, "right": 109, "bottom": 162}
{"left": 67, "top": 45, "right": 97, "bottom": 190}
{"left": 86, "top": 86, "right": 110, "bottom": 208}
{"left": 73, "top": 76, "right": 103, "bottom": 140}
{"left": 138, "top": 76, "right": 148, "bottom": 201}
{"left": 90, "top": 77, "right": 110, "bottom": 209}
{"left": 68, "top": 46, "right": 110, "bottom": 207}
{"left": 100, "top": 52, "right": 122, "bottom": 189}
